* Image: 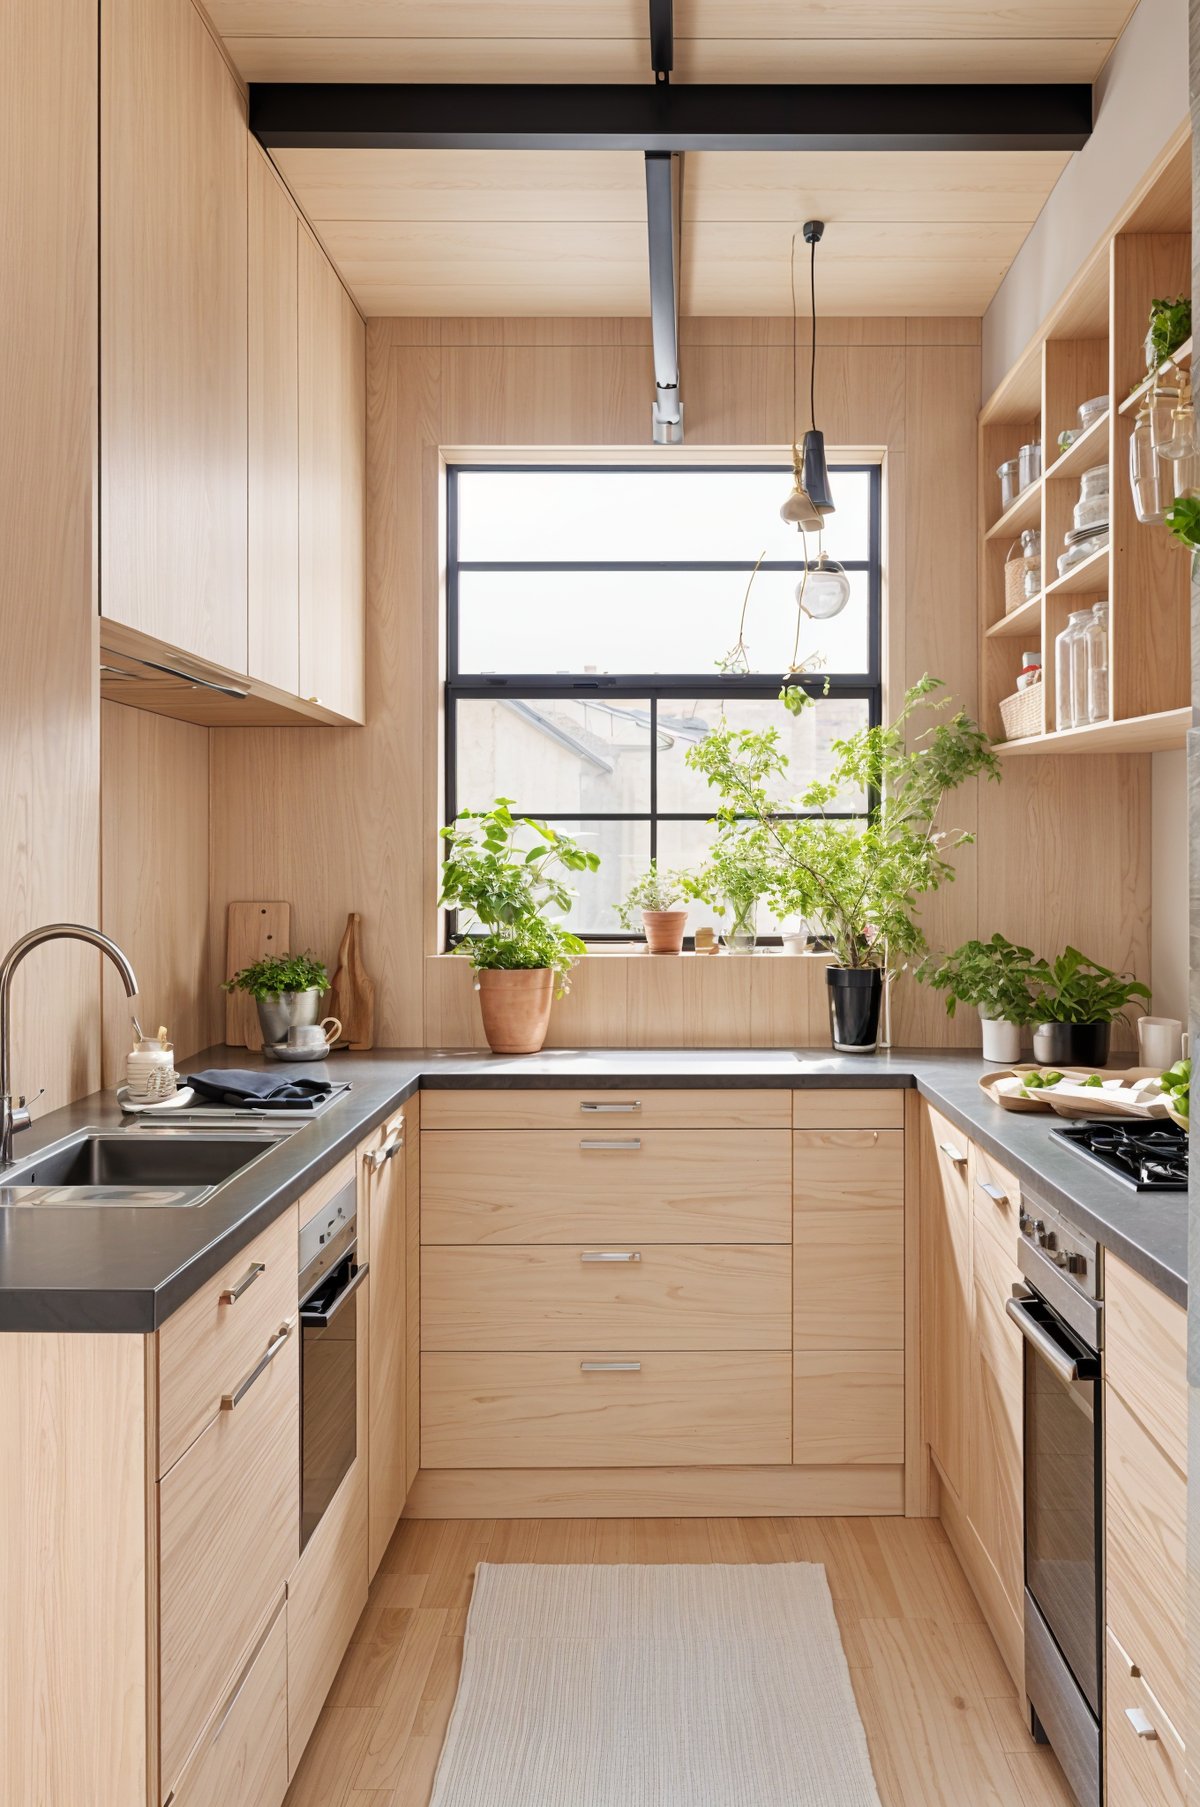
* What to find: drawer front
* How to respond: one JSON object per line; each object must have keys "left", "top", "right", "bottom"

{"left": 793, "top": 1350, "right": 904, "bottom": 1465}
{"left": 158, "top": 1203, "right": 298, "bottom": 1477}
{"left": 159, "top": 1318, "right": 299, "bottom": 1794}
{"left": 792, "top": 1089, "right": 906, "bottom": 1129}
{"left": 421, "top": 1351, "right": 793, "bottom": 1468}
{"left": 421, "top": 1244, "right": 791, "bottom": 1351}
{"left": 1105, "top": 1384, "right": 1187, "bottom": 1737}
{"left": 1105, "top": 1253, "right": 1187, "bottom": 1474}
{"left": 793, "top": 1128, "right": 905, "bottom": 1210}
{"left": 172, "top": 1600, "right": 288, "bottom": 1807}
{"left": 421, "top": 1129, "right": 792, "bottom": 1244}
{"left": 421, "top": 1088, "right": 790, "bottom": 1131}
{"left": 970, "top": 1143, "right": 1022, "bottom": 1262}
{"left": 1105, "top": 1632, "right": 1186, "bottom": 1807}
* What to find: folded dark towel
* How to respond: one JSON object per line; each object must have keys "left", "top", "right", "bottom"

{"left": 185, "top": 1068, "right": 335, "bottom": 1109}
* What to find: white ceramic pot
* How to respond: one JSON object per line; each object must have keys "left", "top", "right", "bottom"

{"left": 980, "top": 1015, "right": 1022, "bottom": 1065}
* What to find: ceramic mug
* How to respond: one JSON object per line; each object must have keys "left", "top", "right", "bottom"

{"left": 1137, "top": 1015, "right": 1184, "bottom": 1069}
{"left": 287, "top": 1016, "right": 342, "bottom": 1050}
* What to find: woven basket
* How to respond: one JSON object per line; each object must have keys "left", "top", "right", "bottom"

{"left": 1004, "top": 546, "right": 1034, "bottom": 614}
{"left": 999, "top": 684, "right": 1044, "bottom": 741}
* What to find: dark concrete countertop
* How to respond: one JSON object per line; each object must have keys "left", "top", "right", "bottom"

{"left": 0, "top": 1046, "right": 1185, "bottom": 1332}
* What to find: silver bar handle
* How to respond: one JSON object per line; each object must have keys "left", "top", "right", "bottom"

{"left": 220, "top": 1320, "right": 293, "bottom": 1410}
{"left": 300, "top": 1260, "right": 369, "bottom": 1329}
{"left": 580, "top": 1360, "right": 642, "bottom": 1372}
{"left": 1004, "top": 1294, "right": 1083, "bottom": 1384}
{"left": 366, "top": 1129, "right": 404, "bottom": 1170}
{"left": 938, "top": 1141, "right": 967, "bottom": 1166}
{"left": 1125, "top": 1707, "right": 1158, "bottom": 1740}
{"left": 219, "top": 1260, "right": 265, "bottom": 1305}
{"left": 579, "top": 1138, "right": 642, "bottom": 1150}
{"left": 211, "top": 1596, "right": 287, "bottom": 1744}
{"left": 580, "top": 1100, "right": 642, "bottom": 1113}
{"left": 580, "top": 1251, "right": 642, "bottom": 1263}
{"left": 977, "top": 1180, "right": 1009, "bottom": 1206}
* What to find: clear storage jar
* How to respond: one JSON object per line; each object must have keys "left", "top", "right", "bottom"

{"left": 1055, "top": 610, "right": 1093, "bottom": 733}
{"left": 1129, "top": 402, "right": 1164, "bottom": 524}
{"left": 1073, "top": 464, "right": 1109, "bottom": 532}
{"left": 1084, "top": 602, "right": 1110, "bottom": 723}
{"left": 1077, "top": 394, "right": 1109, "bottom": 431}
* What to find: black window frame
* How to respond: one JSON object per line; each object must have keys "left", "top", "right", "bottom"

{"left": 444, "top": 460, "right": 883, "bottom": 945}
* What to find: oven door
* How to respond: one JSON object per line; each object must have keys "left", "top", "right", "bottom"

{"left": 300, "top": 1244, "right": 369, "bottom": 1551}
{"left": 1006, "top": 1284, "right": 1102, "bottom": 1714}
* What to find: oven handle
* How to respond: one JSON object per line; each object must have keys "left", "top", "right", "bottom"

{"left": 301, "top": 1260, "right": 369, "bottom": 1328}
{"left": 1005, "top": 1289, "right": 1097, "bottom": 1383}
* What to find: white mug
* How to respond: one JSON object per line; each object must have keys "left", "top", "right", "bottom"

{"left": 287, "top": 1016, "right": 342, "bottom": 1050}
{"left": 1137, "top": 1016, "right": 1184, "bottom": 1070}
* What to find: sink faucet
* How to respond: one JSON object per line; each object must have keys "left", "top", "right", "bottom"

{"left": 0, "top": 923, "right": 139, "bottom": 1166}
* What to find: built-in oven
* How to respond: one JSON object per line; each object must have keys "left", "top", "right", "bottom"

{"left": 1006, "top": 1195, "right": 1103, "bottom": 1807}
{"left": 298, "top": 1175, "right": 368, "bottom": 1551}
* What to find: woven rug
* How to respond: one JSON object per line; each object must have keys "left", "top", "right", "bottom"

{"left": 428, "top": 1563, "right": 883, "bottom": 1807}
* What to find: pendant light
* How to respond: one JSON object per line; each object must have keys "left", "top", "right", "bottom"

{"left": 802, "top": 545, "right": 852, "bottom": 619}
{"left": 779, "top": 220, "right": 836, "bottom": 532}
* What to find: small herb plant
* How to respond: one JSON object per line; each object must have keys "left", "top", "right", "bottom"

{"left": 1165, "top": 493, "right": 1200, "bottom": 551}
{"left": 223, "top": 951, "right": 329, "bottom": 999}
{"left": 438, "top": 799, "right": 599, "bottom": 993}
{"left": 1148, "top": 295, "right": 1192, "bottom": 368}
{"left": 1029, "top": 946, "right": 1150, "bottom": 1025}
{"left": 614, "top": 863, "right": 690, "bottom": 929}
{"left": 685, "top": 828, "right": 777, "bottom": 935}
{"left": 919, "top": 934, "right": 1044, "bottom": 1026}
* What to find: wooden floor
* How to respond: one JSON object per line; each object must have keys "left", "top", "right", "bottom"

{"left": 284, "top": 1515, "right": 1076, "bottom": 1807}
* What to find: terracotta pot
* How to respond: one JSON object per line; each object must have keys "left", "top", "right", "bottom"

{"left": 476, "top": 967, "right": 554, "bottom": 1054}
{"left": 641, "top": 909, "right": 687, "bottom": 954}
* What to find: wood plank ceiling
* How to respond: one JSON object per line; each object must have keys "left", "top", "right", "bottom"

{"left": 208, "top": 0, "right": 1139, "bottom": 317}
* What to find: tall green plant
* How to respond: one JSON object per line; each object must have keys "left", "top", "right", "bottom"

{"left": 438, "top": 800, "right": 599, "bottom": 992}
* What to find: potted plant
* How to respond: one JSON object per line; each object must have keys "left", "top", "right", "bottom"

{"left": 437, "top": 799, "right": 599, "bottom": 1055}
{"left": 686, "top": 828, "right": 776, "bottom": 955}
{"left": 919, "top": 933, "right": 1044, "bottom": 1064}
{"left": 615, "top": 863, "right": 692, "bottom": 953}
{"left": 223, "top": 950, "right": 330, "bottom": 1047}
{"left": 1027, "top": 946, "right": 1151, "bottom": 1068}
{"left": 687, "top": 677, "right": 998, "bottom": 1050}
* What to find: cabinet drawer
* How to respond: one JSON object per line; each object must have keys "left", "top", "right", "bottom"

{"left": 970, "top": 1144, "right": 1022, "bottom": 1262}
{"left": 1106, "top": 1384, "right": 1187, "bottom": 1737}
{"left": 159, "top": 1316, "right": 299, "bottom": 1794}
{"left": 793, "top": 1351, "right": 904, "bottom": 1465}
{"left": 1105, "top": 1632, "right": 1186, "bottom": 1807}
{"left": 792, "top": 1089, "right": 905, "bottom": 1129}
{"left": 421, "top": 1129, "right": 791, "bottom": 1244}
{"left": 421, "top": 1351, "right": 792, "bottom": 1468}
{"left": 421, "top": 1088, "right": 790, "bottom": 1131}
{"left": 158, "top": 1204, "right": 298, "bottom": 1477}
{"left": 1105, "top": 1253, "right": 1187, "bottom": 1474}
{"left": 171, "top": 1600, "right": 288, "bottom": 1807}
{"left": 421, "top": 1244, "right": 791, "bottom": 1351}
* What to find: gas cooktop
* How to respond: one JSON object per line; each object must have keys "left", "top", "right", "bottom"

{"left": 1051, "top": 1119, "right": 1188, "bottom": 1192}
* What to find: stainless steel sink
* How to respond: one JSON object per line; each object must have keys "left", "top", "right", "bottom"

{"left": 0, "top": 1129, "right": 290, "bottom": 1207}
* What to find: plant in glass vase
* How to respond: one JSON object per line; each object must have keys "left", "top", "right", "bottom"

{"left": 686, "top": 826, "right": 776, "bottom": 955}
{"left": 437, "top": 800, "right": 599, "bottom": 1054}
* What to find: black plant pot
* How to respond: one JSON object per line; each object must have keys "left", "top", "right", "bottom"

{"left": 1031, "top": 1020, "right": 1112, "bottom": 1068}
{"left": 827, "top": 966, "right": 884, "bottom": 1054}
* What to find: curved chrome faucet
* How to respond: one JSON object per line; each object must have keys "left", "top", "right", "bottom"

{"left": 0, "top": 923, "right": 139, "bottom": 1166}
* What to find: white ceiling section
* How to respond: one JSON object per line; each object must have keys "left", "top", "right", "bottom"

{"left": 207, "top": 0, "right": 1142, "bottom": 318}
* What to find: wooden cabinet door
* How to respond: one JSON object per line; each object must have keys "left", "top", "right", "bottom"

{"left": 921, "top": 1105, "right": 972, "bottom": 1497}
{"left": 364, "top": 1110, "right": 408, "bottom": 1579}
{"left": 248, "top": 144, "right": 299, "bottom": 695}
{"left": 298, "top": 228, "right": 365, "bottom": 722}
{"left": 968, "top": 1219, "right": 1024, "bottom": 1621}
{"left": 100, "top": 0, "right": 248, "bottom": 672}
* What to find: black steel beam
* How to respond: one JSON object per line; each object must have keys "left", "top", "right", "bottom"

{"left": 649, "top": 0, "right": 673, "bottom": 83}
{"left": 249, "top": 83, "right": 1092, "bottom": 154}
{"left": 645, "top": 152, "right": 682, "bottom": 441}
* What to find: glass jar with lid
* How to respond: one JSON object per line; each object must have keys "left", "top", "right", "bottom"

{"left": 1055, "top": 610, "right": 1093, "bottom": 733}
{"left": 1129, "top": 403, "right": 1164, "bottom": 524}
{"left": 1073, "top": 464, "right": 1110, "bottom": 533}
{"left": 1083, "top": 602, "right": 1110, "bottom": 724}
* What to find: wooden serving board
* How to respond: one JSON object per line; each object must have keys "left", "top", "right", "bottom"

{"left": 328, "top": 911, "right": 376, "bottom": 1051}
{"left": 224, "top": 900, "right": 291, "bottom": 1050}
{"left": 980, "top": 1065, "right": 1162, "bottom": 1116}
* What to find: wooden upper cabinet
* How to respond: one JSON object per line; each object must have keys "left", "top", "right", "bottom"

{"left": 298, "top": 227, "right": 366, "bottom": 723}
{"left": 100, "top": 0, "right": 248, "bottom": 674}
{"left": 248, "top": 146, "right": 300, "bottom": 695}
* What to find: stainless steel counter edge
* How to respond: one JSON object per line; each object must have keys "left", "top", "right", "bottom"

{"left": 0, "top": 1047, "right": 1185, "bottom": 1333}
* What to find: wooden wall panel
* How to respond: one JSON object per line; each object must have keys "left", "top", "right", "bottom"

{"left": 100, "top": 703, "right": 220, "bottom": 1085}
{"left": 0, "top": 0, "right": 102, "bottom": 1117}
{"left": 209, "top": 316, "right": 1151, "bottom": 1051}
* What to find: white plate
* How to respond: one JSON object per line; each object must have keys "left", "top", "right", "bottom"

{"left": 262, "top": 1042, "right": 337, "bottom": 1062}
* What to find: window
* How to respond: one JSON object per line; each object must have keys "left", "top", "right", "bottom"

{"left": 445, "top": 463, "right": 882, "bottom": 942}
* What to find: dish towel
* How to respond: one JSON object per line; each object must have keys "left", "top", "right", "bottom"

{"left": 184, "top": 1068, "right": 335, "bottom": 1108}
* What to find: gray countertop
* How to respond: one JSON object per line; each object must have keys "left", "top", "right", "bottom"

{"left": 0, "top": 1046, "right": 1186, "bottom": 1332}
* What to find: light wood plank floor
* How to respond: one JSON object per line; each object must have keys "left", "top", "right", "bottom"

{"left": 284, "top": 1515, "right": 1076, "bottom": 1807}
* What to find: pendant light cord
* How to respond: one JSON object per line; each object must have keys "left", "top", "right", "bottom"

{"left": 789, "top": 227, "right": 819, "bottom": 449}
{"left": 789, "top": 231, "right": 800, "bottom": 461}
{"left": 809, "top": 228, "right": 817, "bottom": 431}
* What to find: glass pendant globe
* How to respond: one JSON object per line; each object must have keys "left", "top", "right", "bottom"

{"left": 798, "top": 554, "right": 851, "bottom": 620}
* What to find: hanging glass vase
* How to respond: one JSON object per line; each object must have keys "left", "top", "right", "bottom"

{"left": 1128, "top": 403, "right": 1164, "bottom": 524}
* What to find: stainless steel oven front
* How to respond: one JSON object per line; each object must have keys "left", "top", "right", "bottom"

{"left": 1008, "top": 1197, "right": 1103, "bottom": 1807}
{"left": 298, "top": 1174, "right": 368, "bottom": 1552}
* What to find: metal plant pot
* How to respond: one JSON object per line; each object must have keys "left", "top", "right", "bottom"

{"left": 256, "top": 987, "right": 323, "bottom": 1047}
{"left": 1032, "top": 1021, "right": 1112, "bottom": 1068}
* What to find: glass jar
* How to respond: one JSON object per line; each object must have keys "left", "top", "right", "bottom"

{"left": 1077, "top": 394, "right": 1109, "bottom": 432}
{"left": 1129, "top": 402, "right": 1164, "bottom": 524}
{"left": 1055, "top": 610, "right": 1093, "bottom": 733}
{"left": 1073, "top": 464, "right": 1110, "bottom": 533}
{"left": 1084, "top": 602, "right": 1110, "bottom": 723}
{"left": 1148, "top": 382, "right": 1181, "bottom": 458}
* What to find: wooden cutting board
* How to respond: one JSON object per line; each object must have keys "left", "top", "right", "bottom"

{"left": 224, "top": 901, "right": 291, "bottom": 1050}
{"left": 328, "top": 912, "right": 376, "bottom": 1050}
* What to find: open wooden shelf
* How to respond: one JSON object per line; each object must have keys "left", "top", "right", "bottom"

{"left": 1118, "top": 336, "right": 1192, "bottom": 415}
{"left": 995, "top": 706, "right": 1189, "bottom": 757}
{"left": 1043, "top": 410, "right": 1110, "bottom": 482}
{"left": 984, "top": 479, "right": 1042, "bottom": 541}
{"left": 986, "top": 594, "right": 1042, "bottom": 640}
{"left": 1043, "top": 545, "right": 1110, "bottom": 597}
